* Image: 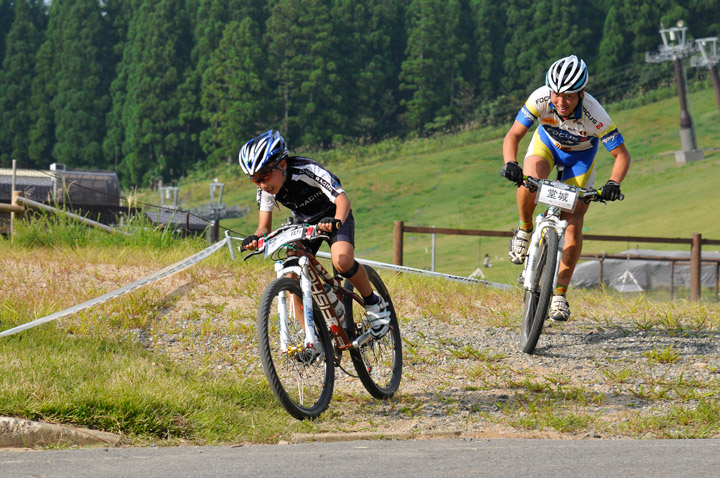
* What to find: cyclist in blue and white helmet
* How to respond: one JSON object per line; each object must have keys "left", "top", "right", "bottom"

{"left": 238, "top": 130, "right": 393, "bottom": 339}
{"left": 238, "top": 130, "right": 288, "bottom": 177}
{"left": 545, "top": 55, "right": 588, "bottom": 94}
{"left": 500, "top": 55, "right": 632, "bottom": 322}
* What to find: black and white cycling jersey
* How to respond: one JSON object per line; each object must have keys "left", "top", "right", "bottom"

{"left": 257, "top": 156, "right": 345, "bottom": 223}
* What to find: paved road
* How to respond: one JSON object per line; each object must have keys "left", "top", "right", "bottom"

{"left": 3, "top": 438, "right": 720, "bottom": 477}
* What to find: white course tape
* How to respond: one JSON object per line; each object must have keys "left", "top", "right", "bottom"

{"left": 0, "top": 238, "right": 229, "bottom": 338}
{"left": 315, "top": 251, "right": 513, "bottom": 290}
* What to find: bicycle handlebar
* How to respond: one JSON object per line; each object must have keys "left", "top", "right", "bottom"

{"left": 501, "top": 170, "right": 624, "bottom": 202}
{"left": 241, "top": 223, "right": 330, "bottom": 259}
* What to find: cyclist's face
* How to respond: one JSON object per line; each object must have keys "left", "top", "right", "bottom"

{"left": 550, "top": 91, "right": 581, "bottom": 118}
{"left": 250, "top": 161, "right": 286, "bottom": 194}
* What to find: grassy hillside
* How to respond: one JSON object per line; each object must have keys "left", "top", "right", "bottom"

{"left": 174, "top": 87, "right": 720, "bottom": 285}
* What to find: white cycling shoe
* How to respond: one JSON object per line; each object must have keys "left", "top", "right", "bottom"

{"left": 509, "top": 229, "right": 531, "bottom": 265}
{"left": 549, "top": 295, "right": 571, "bottom": 322}
{"left": 365, "top": 293, "right": 391, "bottom": 338}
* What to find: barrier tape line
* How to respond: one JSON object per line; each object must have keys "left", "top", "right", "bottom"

{"left": 315, "top": 251, "right": 513, "bottom": 290}
{"left": 0, "top": 238, "right": 229, "bottom": 338}
{"left": 2, "top": 236, "right": 511, "bottom": 339}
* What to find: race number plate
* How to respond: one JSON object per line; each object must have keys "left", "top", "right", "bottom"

{"left": 264, "top": 226, "right": 304, "bottom": 256}
{"left": 536, "top": 180, "right": 578, "bottom": 211}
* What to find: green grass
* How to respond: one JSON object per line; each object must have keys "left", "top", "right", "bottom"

{"left": 172, "top": 85, "right": 719, "bottom": 286}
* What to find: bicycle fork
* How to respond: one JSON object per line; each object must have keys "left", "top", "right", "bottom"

{"left": 522, "top": 213, "right": 568, "bottom": 291}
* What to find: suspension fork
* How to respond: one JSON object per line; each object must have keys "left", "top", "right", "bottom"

{"left": 523, "top": 214, "right": 568, "bottom": 291}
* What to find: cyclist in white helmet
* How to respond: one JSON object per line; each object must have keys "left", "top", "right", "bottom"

{"left": 239, "top": 130, "right": 391, "bottom": 338}
{"left": 501, "top": 55, "right": 631, "bottom": 322}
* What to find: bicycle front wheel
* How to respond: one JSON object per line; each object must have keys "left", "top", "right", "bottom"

{"left": 347, "top": 266, "right": 402, "bottom": 399}
{"left": 257, "top": 277, "right": 334, "bottom": 420}
{"left": 520, "top": 228, "right": 558, "bottom": 354}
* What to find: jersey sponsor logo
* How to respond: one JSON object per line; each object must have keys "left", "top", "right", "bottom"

{"left": 541, "top": 118, "right": 558, "bottom": 126}
{"left": 295, "top": 190, "right": 324, "bottom": 209}
{"left": 596, "top": 122, "right": 603, "bottom": 129}
{"left": 521, "top": 107, "right": 535, "bottom": 122}
{"left": 535, "top": 95, "right": 550, "bottom": 105}
{"left": 546, "top": 127, "right": 583, "bottom": 143}
{"left": 299, "top": 168, "right": 337, "bottom": 196}
{"left": 582, "top": 107, "right": 599, "bottom": 125}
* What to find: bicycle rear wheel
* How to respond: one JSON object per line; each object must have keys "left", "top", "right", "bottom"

{"left": 520, "top": 228, "right": 558, "bottom": 354}
{"left": 257, "top": 277, "right": 334, "bottom": 420}
{"left": 346, "top": 266, "right": 402, "bottom": 399}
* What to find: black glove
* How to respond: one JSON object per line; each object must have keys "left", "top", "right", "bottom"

{"left": 318, "top": 217, "right": 342, "bottom": 231}
{"left": 601, "top": 180, "right": 622, "bottom": 201}
{"left": 501, "top": 161, "right": 524, "bottom": 185}
{"left": 241, "top": 234, "right": 259, "bottom": 250}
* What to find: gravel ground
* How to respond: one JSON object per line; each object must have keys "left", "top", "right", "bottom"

{"left": 7, "top": 256, "right": 720, "bottom": 440}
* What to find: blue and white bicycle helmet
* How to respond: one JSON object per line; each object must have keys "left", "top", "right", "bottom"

{"left": 545, "top": 55, "right": 588, "bottom": 94}
{"left": 238, "top": 130, "right": 288, "bottom": 176}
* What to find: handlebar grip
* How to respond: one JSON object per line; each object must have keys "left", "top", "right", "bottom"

{"left": 500, "top": 169, "right": 506, "bottom": 177}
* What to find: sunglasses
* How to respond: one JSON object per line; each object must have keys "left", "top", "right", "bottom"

{"left": 250, "top": 167, "right": 277, "bottom": 185}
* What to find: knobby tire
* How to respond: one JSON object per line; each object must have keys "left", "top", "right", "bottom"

{"left": 520, "top": 229, "right": 558, "bottom": 354}
{"left": 257, "top": 277, "right": 334, "bottom": 420}
{"left": 345, "top": 266, "right": 403, "bottom": 399}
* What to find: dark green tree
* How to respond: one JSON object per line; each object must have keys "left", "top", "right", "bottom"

{"left": 200, "top": 18, "right": 271, "bottom": 164}
{"left": 329, "top": 0, "right": 408, "bottom": 140}
{"left": 0, "top": 0, "right": 14, "bottom": 69}
{"left": 400, "top": 0, "right": 468, "bottom": 132}
{"left": 266, "top": 0, "right": 343, "bottom": 146}
{"left": 47, "top": 0, "right": 112, "bottom": 169}
{"left": 0, "top": 0, "right": 42, "bottom": 165}
{"left": 470, "top": 0, "right": 506, "bottom": 100}
{"left": 111, "top": 0, "right": 192, "bottom": 186}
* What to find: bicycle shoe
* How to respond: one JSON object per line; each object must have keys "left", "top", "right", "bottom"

{"left": 508, "top": 229, "right": 532, "bottom": 265}
{"left": 549, "top": 295, "right": 571, "bottom": 322}
{"left": 365, "top": 293, "right": 391, "bottom": 339}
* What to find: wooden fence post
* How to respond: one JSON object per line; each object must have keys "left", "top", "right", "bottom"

{"left": 690, "top": 233, "right": 701, "bottom": 301}
{"left": 393, "top": 220, "right": 404, "bottom": 266}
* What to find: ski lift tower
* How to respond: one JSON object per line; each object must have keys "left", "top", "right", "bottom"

{"left": 646, "top": 22, "right": 704, "bottom": 164}
{"left": 690, "top": 37, "right": 720, "bottom": 113}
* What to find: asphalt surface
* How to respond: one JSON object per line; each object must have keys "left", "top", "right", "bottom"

{"left": 3, "top": 438, "right": 720, "bottom": 477}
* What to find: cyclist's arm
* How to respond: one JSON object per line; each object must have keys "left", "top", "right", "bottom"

{"left": 255, "top": 210, "right": 273, "bottom": 237}
{"left": 503, "top": 120, "right": 530, "bottom": 165}
{"left": 333, "top": 192, "right": 350, "bottom": 224}
{"left": 608, "top": 143, "right": 631, "bottom": 184}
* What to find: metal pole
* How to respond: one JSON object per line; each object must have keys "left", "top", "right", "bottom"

{"left": 674, "top": 58, "right": 698, "bottom": 151}
{"left": 10, "top": 159, "right": 16, "bottom": 242}
{"left": 431, "top": 225, "right": 436, "bottom": 272}
{"left": 710, "top": 65, "right": 720, "bottom": 113}
{"left": 690, "top": 233, "right": 701, "bottom": 301}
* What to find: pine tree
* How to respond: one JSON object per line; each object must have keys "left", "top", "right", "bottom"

{"left": 400, "top": 0, "right": 468, "bottom": 132}
{"left": 0, "top": 0, "right": 14, "bottom": 70}
{"left": 0, "top": 0, "right": 42, "bottom": 165}
{"left": 48, "top": 0, "right": 113, "bottom": 169}
{"left": 200, "top": 18, "right": 271, "bottom": 164}
{"left": 329, "top": 0, "right": 407, "bottom": 140}
{"left": 470, "top": 0, "right": 506, "bottom": 100}
{"left": 266, "top": 0, "right": 342, "bottom": 146}
{"left": 112, "top": 0, "right": 192, "bottom": 186}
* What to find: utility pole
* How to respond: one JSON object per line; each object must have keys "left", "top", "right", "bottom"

{"left": 645, "top": 22, "right": 704, "bottom": 164}
{"left": 691, "top": 37, "right": 720, "bottom": 114}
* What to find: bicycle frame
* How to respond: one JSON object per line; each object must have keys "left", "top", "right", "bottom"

{"left": 273, "top": 246, "right": 363, "bottom": 354}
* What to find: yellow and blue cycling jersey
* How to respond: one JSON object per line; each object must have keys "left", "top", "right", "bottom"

{"left": 516, "top": 86, "right": 624, "bottom": 187}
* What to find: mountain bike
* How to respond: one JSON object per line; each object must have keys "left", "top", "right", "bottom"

{"left": 503, "top": 166, "right": 623, "bottom": 354}
{"left": 236, "top": 222, "right": 402, "bottom": 420}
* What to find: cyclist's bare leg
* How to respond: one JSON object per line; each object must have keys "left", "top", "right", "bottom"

{"left": 558, "top": 201, "right": 589, "bottom": 286}
{"left": 330, "top": 240, "right": 373, "bottom": 297}
{"left": 518, "top": 155, "right": 551, "bottom": 225}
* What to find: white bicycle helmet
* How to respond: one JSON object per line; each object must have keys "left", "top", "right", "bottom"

{"left": 545, "top": 55, "right": 588, "bottom": 94}
{"left": 239, "top": 130, "right": 288, "bottom": 176}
